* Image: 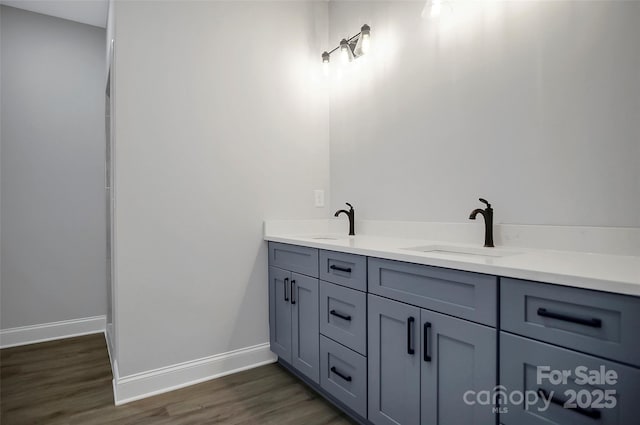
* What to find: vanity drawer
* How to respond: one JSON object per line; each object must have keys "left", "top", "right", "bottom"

{"left": 368, "top": 258, "right": 497, "bottom": 326}
{"left": 319, "top": 250, "right": 366, "bottom": 291}
{"left": 268, "top": 242, "right": 318, "bottom": 278}
{"left": 320, "top": 335, "right": 367, "bottom": 419}
{"left": 500, "top": 333, "right": 640, "bottom": 425}
{"left": 501, "top": 278, "right": 640, "bottom": 367}
{"left": 320, "top": 281, "right": 367, "bottom": 356}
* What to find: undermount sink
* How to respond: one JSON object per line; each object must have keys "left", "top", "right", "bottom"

{"left": 309, "top": 235, "right": 348, "bottom": 241}
{"left": 403, "top": 244, "right": 521, "bottom": 258}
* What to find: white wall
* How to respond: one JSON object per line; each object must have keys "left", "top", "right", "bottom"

{"left": 0, "top": 6, "right": 107, "bottom": 329}
{"left": 112, "top": 1, "right": 329, "bottom": 377}
{"left": 329, "top": 1, "right": 640, "bottom": 227}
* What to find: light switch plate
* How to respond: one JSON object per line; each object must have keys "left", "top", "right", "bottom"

{"left": 314, "top": 189, "right": 325, "bottom": 207}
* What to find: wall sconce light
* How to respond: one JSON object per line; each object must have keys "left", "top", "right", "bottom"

{"left": 321, "top": 24, "right": 371, "bottom": 69}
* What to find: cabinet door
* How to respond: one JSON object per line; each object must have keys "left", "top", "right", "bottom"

{"left": 421, "top": 309, "right": 497, "bottom": 425}
{"left": 368, "top": 294, "right": 421, "bottom": 425}
{"left": 291, "top": 273, "right": 320, "bottom": 384}
{"left": 269, "top": 266, "right": 291, "bottom": 363}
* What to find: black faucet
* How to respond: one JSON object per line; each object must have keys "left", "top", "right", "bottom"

{"left": 334, "top": 203, "right": 355, "bottom": 236}
{"left": 469, "top": 198, "right": 494, "bottom": 248}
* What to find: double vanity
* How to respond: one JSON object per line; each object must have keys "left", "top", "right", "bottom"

{"left": 265, "top": 227, "right": 640, "bottom": 425}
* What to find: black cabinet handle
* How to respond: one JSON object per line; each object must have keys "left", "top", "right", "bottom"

{"left": 330, "top": 366, "right": 352, "bottom": 382}
{"left": 537, "top": 388, "right": 601, "bottom": 419}
{"left": 407, "top": 317, "right": 415, "bottom": 355}
{"left": 283, "top": 278, "right": 289, "bottom": 301}
{"left": 291, "top": 280, "right": 296, "bottom": 305}
{"left": 330, "top": 264, "right": 352, "bottom": 273}
{"left": 537, "top": 308, "right": 602, "bottom": 328}
{"left": 423, "top": 322, "right": 432, "bottom": 362}
{"left": 330, "top": 310, "right": 352, "bottom": 321}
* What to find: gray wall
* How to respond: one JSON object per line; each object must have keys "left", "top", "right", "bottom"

{"left": 111, "top": 1, "right": 329, "bottom": 377}
{"left": 1, "top": 6, "right": 107, "bottom": 329}
{"left": 329, "top": 1, "right": 640, "bottom": 227}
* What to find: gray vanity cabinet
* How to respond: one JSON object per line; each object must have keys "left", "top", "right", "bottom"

{"left": 368, "top": 294, "right": 421, "bottom": 425}
{"left": 269, "top": 266, "right": 292, "bottom": 363}
{"left": 368, "top": 294, "right": 497, "bottom": 425}
{"left": 269, "top": 242, "right": 319, "bottom": 277}
{"left": 500, "top": 333, "right": 640, "bottom": 425}
{"left": 268, "top": 265, "right": 320, "bottom": 384}
{"left": 501, "top": 278, "right": 640, "bottom": 367}
{"left": 500, "top": 278, "right": 640, "bottom": 425}
{"left": 291, "top": 273, "right": 320, "bottom": 382}
{"left": 320, "top": 335, "right": 368, "bottom": 418}
{"left": 319, "top": 281, "right": 367, "bottom": 355}
{"left": 420, "top": 309, "right": 496, "bottom": 425}
{"left": 368, "top": 258, "right": 497, "bottom": 326}
{"left": 268, "top": 241, "right": 638, "bottom": 425}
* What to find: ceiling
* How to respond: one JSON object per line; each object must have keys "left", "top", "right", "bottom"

{"left": 0, "top": 0, "right": 108, "bottom": 28}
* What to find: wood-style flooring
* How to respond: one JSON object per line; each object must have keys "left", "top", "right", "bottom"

{"left": 0, "top": 334, "right": 354, "bottom": 425}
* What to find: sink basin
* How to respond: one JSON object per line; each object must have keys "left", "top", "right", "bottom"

{"left": 403, "top": 244, "right": 521, "bottom": 258}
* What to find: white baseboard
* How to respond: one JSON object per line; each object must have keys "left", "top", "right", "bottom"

{"left": 113, "top": 342, "right": 277, "bottom": 405}
{"left": 0, "top": 315, "right": 106, "bottom": 349}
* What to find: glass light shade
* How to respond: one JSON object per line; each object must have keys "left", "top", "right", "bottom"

{"left": 355, "top": 24, "right": 371, "bottom": 56}
{"left": 361, "top": 33, "right": 370, "bottom": 54}
{"left": 353, "top": 28, "right": 369, "bottom": 57}
{"left": 340, "top": 39, "right": 351, "bottom": 63}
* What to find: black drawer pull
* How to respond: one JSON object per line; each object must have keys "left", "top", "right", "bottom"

{"left": 330, "top": 366, "right": 352, "bottom": 382}
{"left": 283, "top": 278, "right": 289, "bottom": 301}
{"left": 290, "top": 280, "right": 296, "bottom": 305}
{"left": 537, "top": 308, "right": 602, "bottom": 328}
{"left": 407, "top": 317, "right": 415, "bottom": 355}
{"left": 537, "top": 389, "right": 601, "bottom": 419}
{"left": 329, "top": 264, "right": 352, "bottom": 273}
{"left": 423, "top": 322, "right": 432, "bottom": 362}
{"left": 330, "top": 310, "right": 352, "bottom": 321}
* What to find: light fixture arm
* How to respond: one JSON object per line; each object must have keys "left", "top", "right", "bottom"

{"left": 321, "top": 24, "right": 370, "bottom": 63}
{"left": 346, "top": 31, "right": 361, "bottom": 45}
{"left": 324, "top": 31, "right": 360, "bottom": 56}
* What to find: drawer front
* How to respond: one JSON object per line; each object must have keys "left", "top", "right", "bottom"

{"left": 319, "top": 250, "right": 366, "bottom": 291}
{"left": 320, "top": 281, "right": 367, "bottom": 356}
{"left": 269, "top": 242, "right": 318, "bottom": 278}
{"left": 320, "top": 335, "right": 367, "bottom": 418}
{"left": 500, "top": 333, "right": 640, "bottom": 425}
{"left": 501, "top": 278, "right": 640, "bottom": 367}
{"left": 368, "top": 257, "right": 497, "bottom": 326}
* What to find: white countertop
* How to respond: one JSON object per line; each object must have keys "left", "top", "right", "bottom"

{"left": 264, "top": 232, "right": 640, "bottom": 297}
